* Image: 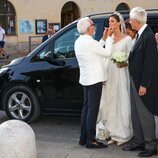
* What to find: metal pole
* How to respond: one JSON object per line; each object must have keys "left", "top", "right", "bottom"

{"left": 29, "top": 36, "right": 31, "bottom": 53}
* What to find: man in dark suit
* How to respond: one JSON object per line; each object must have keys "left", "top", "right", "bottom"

{"left": 123, "top": 7, "right": 158, "bottom": 157}
{"left": 42, "top": 28, "right": 55, "bottom": 43}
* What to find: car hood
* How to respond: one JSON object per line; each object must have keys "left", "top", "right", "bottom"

{"left": 1, "top": 56, "right": 25, "bottom": 68}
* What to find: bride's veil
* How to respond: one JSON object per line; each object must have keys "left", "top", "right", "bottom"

{"left": 114, "top": 12, "right": 126, "bottom": 34}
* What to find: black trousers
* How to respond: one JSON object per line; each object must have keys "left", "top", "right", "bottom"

{"left": 0, "top": 41, "right": 5, "bottom": 48}
{"left": 80, "top": 82, "right": 102, "bottom": 143}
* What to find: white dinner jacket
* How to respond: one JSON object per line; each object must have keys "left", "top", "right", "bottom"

{"left": 75, "top": 34, "right": 113, "bottom": 86}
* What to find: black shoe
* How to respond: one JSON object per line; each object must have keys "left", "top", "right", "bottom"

{"left": 86, "top": 141, "right": 108, "bottom": 149}
{"left": 79, "top": 140, "right": 86, "bottom": 146}
{"left": 138, "top": 149, "right": 157, "bottom": 157}
{"left": 122, "top": 143, "right": 145, "bottom": 151}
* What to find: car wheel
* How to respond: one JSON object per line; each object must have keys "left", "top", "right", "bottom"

{"left": 2, "top": 85, "right": 41, "bottom": 122}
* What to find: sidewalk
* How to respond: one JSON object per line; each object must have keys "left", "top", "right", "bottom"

{"left": 32, "top": 116, "right": 135, "bottom": 158}
{"left": 31, "top": 116, "right": 158, "bottom": 158}
{"left": 0, "top": 105, "right": 158, "bottom": 158}
{"left": 0, "top": 52, "right": 26, "bottom": 67}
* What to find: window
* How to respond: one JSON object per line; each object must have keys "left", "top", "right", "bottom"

{"left": 147, "top": 16, "right": 158, "bottom": 33}
{"left": 53, "top": 27, "right": 80, "bottom": 59}
{"left": 0, "top": 0, "right": 16, "bottom": 35}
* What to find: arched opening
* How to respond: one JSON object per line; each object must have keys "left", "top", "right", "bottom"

{"left": 115, "top": 3, "right": 130, "bottom": 14}
{"left": 61, "top": 1, "right": 80, "bottom": 28}
{"left": 0, "top": 0, "right": 16, "bottom": 35}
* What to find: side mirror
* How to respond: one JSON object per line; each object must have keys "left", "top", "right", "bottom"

{"left": 44, "top": 51, "right": 65, "bottom": 66}
{"left": 44, "top": 51, "right": 53, "bottom": 62}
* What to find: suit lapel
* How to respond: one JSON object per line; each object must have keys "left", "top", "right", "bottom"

{"left": 132, "top": 36, "right": 142, "bottom": 51}
{"left": 129, "top": 36, "right": 142, "bottom": 57}
{"left": 129, "top": 26, "right": 150, "bottom": 57}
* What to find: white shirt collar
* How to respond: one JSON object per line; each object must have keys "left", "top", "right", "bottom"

{"left": 137, "top": 24, "right": 147, "bottom": 38}
{"left": 80, "top": 34, "right": 93, "bottom": 39}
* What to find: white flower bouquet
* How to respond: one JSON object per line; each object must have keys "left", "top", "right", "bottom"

{"left": 111, "top": 51, "right": 128, "bottom": 68}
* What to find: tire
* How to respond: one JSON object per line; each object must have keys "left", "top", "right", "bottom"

{"left": 2, "top": 85, "right": 41, "bottom": 123}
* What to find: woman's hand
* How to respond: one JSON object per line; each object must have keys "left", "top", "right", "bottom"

{"left": 116, "top": 62, "right": 128, "bottom": 68}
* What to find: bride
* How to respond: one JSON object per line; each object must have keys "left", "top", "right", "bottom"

{"left": 96, "top": 12, "right": 133, "bottom": 145}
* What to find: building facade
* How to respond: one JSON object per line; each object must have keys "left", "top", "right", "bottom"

{"left": 0, "top": 0, "right": 158, "bottom": 53}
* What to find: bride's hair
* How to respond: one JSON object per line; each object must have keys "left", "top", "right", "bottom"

{"left": 109, "top": 12, "right": 126, "bottom": 34}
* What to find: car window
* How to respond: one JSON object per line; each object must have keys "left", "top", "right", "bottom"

{"left": 32, "top": 21, "right": 100, "bottom": 61}
{"left": 53, "top": 24, "right": 99, "bottom": 59}
{"left": 147, "top": 16, "right": 158, "bottom": 33}
{"left": 93, "top": 18, "right": 106, "bottom": 41}
{"left": 53, "top": 27, "right": 79, "bottom": 59}
{"left": 31, "top": 43, "right": 52, "bottom": 62}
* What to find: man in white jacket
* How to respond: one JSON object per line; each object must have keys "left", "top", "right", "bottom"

{"left": 75, "top": 17, "right": 113, "bottom": 148}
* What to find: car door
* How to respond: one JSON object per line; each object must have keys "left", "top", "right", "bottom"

{"left": 36, "top": 25, "right": 83, "bottom": 111}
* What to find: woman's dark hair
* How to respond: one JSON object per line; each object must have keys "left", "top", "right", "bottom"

{"left": 125, "top": 19, "right": 137, "bottom": 33}
{"left": 109, "top": 14, "right": 120, "bottom": 22}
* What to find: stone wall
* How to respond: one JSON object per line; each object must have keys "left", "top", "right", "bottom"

{"left": 5, "top": 41, "right": 41, "bottom": 56}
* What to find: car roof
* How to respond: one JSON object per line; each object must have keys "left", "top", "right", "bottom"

{"left": 87, "top": 8, "right": 158, "bottom": 20}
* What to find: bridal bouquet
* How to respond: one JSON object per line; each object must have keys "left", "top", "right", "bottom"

{"left": 111, "top": 51, "right": 128, "bottom": 68}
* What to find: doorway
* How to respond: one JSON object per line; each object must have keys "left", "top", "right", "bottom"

{"left": 61, "top": 2, "right": 80, "bottom": 28}
{"left": 115, "top": 3, "right": 130, "bottom": 14}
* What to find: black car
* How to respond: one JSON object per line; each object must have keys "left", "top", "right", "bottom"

{"left": 0, "top": 10, "right": 158, "bottom": 122}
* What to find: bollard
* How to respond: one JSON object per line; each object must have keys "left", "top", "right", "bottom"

{"left": 0, "top": 120, "right": 37, "bottom": 158}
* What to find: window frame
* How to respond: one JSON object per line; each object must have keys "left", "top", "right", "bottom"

{"left": 0, "top": 0, "right": 16, "bottom": 35}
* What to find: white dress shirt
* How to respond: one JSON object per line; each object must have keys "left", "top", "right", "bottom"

{"left": 137, "top": 24, "right": 147, "bottom": 40}
{"left": 0, "top": 27, "right": 5, "bottom": 41}
{"left": 75, "top": 35, "right": 113, "bottom": 86}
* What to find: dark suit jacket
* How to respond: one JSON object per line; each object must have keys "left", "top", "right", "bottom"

{"left": 129, "top": 25, "right": 158, "bottom": 115}
{"left": 42, "top": 35, "right": 48, "bottom": 43}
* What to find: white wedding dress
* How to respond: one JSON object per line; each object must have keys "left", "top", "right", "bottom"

{"left": 96, "top": 36, "right": 133, "bottom": 144}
